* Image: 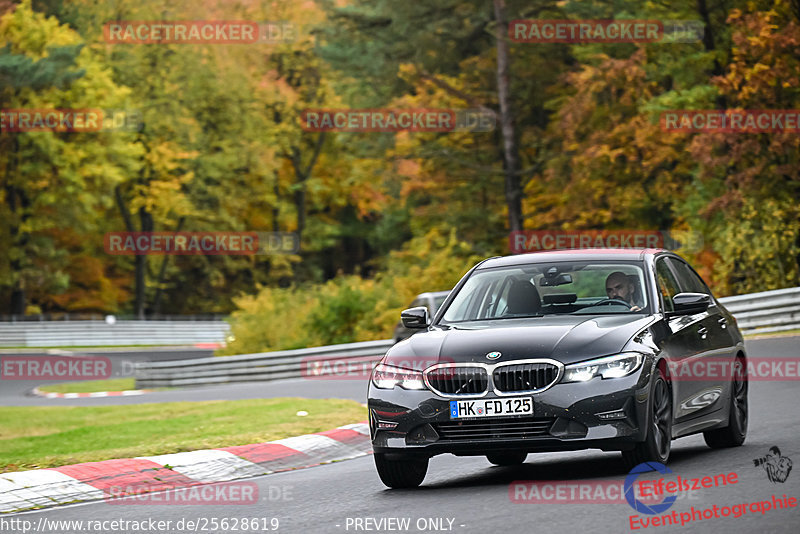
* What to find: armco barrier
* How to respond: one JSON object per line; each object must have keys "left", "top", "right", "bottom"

{"left": 134, "top": 287, "right": 800, "bottom": 389}
{"left": 0, "top": 320, "right": 229, "bottom": 348}
{"left": 718, "top": 287, "right": 800, "bottom": 335}
{"left": 135, "top": 339, "right": 393, "bottom": 388}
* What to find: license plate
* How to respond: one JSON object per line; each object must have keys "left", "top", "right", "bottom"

{"left": 449, "top": 397, "right": 533, "bottom": 419}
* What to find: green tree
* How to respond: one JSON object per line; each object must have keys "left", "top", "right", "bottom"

{"left": 0, "top": 0, "right": 141, "bottom": 315}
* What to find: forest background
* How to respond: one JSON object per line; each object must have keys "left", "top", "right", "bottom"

{"left": 1, "top": 0, "right": 798, "bottom": 354}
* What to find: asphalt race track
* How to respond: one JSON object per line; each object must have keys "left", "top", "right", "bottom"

{"left": 2, "top": 336, "right": 799, "bottom": 533}
{"left": 0, "top": 347, "right": 214, "bottom": 406}
{"left": 0, "top": 347, "right": 366, "bottom": 406}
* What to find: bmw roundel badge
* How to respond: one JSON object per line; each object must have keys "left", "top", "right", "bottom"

{"left": 486, "top": 351, "right": 502, "bottom": 360}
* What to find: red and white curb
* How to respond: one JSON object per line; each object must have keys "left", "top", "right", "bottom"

{"left": 0, "top": 422, "right": 371, "bottom": 514}
{"left": 31, "top": 387, "right": 151, "bottom": 399}
{"left": 194, "top": 343, "right": 224, "bottom": 349}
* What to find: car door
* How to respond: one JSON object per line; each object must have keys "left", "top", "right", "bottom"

{"left": 653, "top": 256, "right": 698, "bottom": 425}
{"left": 666, "top": 257, "right": 733, "bottom": 420}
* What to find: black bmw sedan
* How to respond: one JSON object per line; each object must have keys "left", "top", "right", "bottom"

{"left": 368, "top": 249, "right": 748, "bottom": 488}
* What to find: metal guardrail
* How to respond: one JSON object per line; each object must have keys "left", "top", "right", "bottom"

{"left": 134, "top": 286, "right": 800, "bottom": 389}
{"left": 135, "top": 339, "right": 392, "bottom": 388}
{"left": 0, "top": 320, "right": 230, "bottom": 348}
{"left": 0, "top": 314, "right": 226, "bottom": 322}
{"left": 718, "top": 287, "right": 800, "bottom": 335}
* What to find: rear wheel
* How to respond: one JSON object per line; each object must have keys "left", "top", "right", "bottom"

{"left": 622, "top": 368, "right": 672, "bottom": 470}
{"left": 704, "top": 357, "right": 747, "bottom": 448}
{"left": 374, "top": 453, "right": 428, "bottom": 488}
{"left": 486, "top": 452, "right": 527, "bottom": 466}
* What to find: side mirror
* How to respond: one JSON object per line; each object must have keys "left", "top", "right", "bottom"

{"left": 401, "top": 306, "right": 429, "bottom": 329}
{"left": 671, "top": 292, "right": 711, "bottom": 315}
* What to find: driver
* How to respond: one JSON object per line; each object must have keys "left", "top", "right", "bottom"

{"left": 605, "top": 272, "right": 642, "bottom": 311}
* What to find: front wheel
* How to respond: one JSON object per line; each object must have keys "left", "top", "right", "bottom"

{"left": 622, "top": 367, "right": 672, "bottom": 470}
{"left": 703, "top": 356, "right": 747, "bottom": 448}
{"left": 486, "top": 452, "right": 527, "bottom": 466}
{"left": 374, "top": 453, "right": 428, "bottom": 488}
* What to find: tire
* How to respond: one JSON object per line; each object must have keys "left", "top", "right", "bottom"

{"left": 486, "top": 452, "right": 527, "bottom": 466}
{"left": 704, "top": 356, "right": 748, "bottom": 448}
{"left": 622, "top": 367, "right": 672, "bottom": 470}
{"left": 374, "top": 453, "right": 428, "bottom": 488}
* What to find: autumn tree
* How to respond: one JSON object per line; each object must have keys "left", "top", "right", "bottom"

{"left": 0, "top": 0, "right": 141, "bottom": 315}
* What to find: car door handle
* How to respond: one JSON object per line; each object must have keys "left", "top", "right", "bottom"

{"left": 718, "top": 317, "right": 727, "bottom": 329}
{"left": 697, "top": 326, "right": 708, "bottom": 338}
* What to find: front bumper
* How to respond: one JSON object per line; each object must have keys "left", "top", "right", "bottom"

{"left": 368, "top": 359, "right": 655, "bottom": 458}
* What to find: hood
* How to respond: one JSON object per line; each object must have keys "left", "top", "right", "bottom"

{"left": 385, "top": 315, "right": 654, "bottom": 368}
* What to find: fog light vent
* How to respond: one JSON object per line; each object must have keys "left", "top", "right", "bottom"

{"left": 405, "top": 423, "right": 439, "bottom": 445}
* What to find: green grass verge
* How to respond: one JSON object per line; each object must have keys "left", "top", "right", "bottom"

{"left": 0, "top": 398, "right": 367, "bottom": 472}
{"left": 37, "top": 378, "right": 138, "bottom": 394}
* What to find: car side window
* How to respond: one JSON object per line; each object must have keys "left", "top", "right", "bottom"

{"left": 667, "top": 259, "right": 711, "bottom": 296}
{"left": 655, "top": 258, "right": 680, "bottom": 312}
{"left": 482, "top": 277, "right": 512, "bottom": 319}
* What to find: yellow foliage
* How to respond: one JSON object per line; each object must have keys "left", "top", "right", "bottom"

{"left": 220, "top": 228, "right": 481, "bottom": 354}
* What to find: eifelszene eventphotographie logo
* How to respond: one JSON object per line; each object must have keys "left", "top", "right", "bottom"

{"left": 754, "top": 446, "right": 793, "bottom": 484}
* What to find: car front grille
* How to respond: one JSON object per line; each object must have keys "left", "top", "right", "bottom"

{"left": 425, "top": 366, "right": 488, "bottom": 396}
{"left": 493, "top": 362, "right": 559, "bottom": 393}
{"left": 433, "top": 417, "right": 555, "bottom": 441}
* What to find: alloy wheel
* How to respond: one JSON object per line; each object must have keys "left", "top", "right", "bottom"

{"left": 652, "top": 378, "right": 671, "bottom": 458}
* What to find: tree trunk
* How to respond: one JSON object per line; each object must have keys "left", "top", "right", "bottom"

{"left": 493, "top": 0, "right": 523, "bottom": 232}
{"left": 151, "top": 217, "right": 184, "bottom": 315}
{"left": 289, "top": 132, "right": 326, "bottom": 244}
{"left": 10, "top": 287, "right": 25, "bottom": 316}
{"left": 294, "top": 187, "right": 306, "bottom": 242}
{"left": 273, "top": 171, "right": 280, "bottom": 233}
{"left": 696, "top": 0, "right": 722, "bottom": 74}
{"left": 6, "top": 137, "right": 28, "bottom": 315}
{"left": 134, "top": 208, "right": 153, "bottom": 318}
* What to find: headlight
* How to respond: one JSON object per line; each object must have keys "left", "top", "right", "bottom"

{"left": 371, "top": 363, "right": 427, "bottom": 390}
{"left": 561, "top": 353, "right": 643, "bottom": 383}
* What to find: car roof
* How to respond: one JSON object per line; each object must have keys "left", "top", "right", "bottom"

{"left": 476, "top": 248, "right": 668, "bottom": 269}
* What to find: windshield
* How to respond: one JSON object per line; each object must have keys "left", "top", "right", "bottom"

{"left": 440, "top": 261, "right": 648, "bottom": 323}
